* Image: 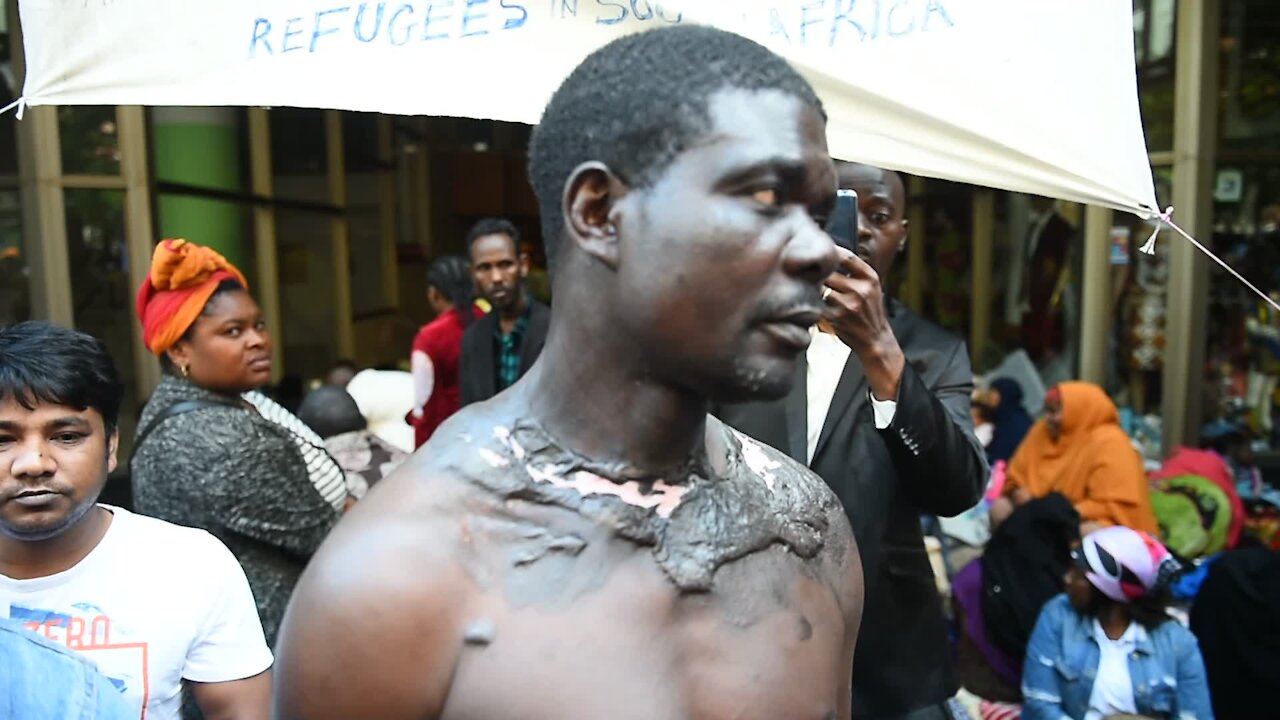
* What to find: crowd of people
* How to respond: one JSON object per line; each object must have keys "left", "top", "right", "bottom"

{"left": 2, "top": 23, "right": 1277, "bottom": 720}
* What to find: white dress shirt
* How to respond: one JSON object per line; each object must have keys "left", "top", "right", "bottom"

{"left": 805, "top": 328, "right": 898, "bottom": 464}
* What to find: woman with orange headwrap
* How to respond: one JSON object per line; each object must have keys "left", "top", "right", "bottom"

{"left": 130, "top": 239, "right": 345, "bottom": 647}
{"left": 992, "top": 382, "right": 1158, "bottom": 535}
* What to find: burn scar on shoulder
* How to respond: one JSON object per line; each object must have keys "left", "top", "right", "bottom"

{"left": 534, "top": 467, "right": 688, "bottom": 519}
{"left": 462, "top": 420, "right": 833, "bottom": 592}
{"left": 488, "top": 424, "right": 687, "bottom": 518}
{"left": 731, "top": 429, "right": 781, "bottom": 492}
{"left": 478, "top": 448, "right": 510, "bottom": 468}
{"left": 493, "top": 426, "right": 526, "bottom": 459}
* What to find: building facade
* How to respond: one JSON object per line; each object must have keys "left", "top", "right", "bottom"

{"left": 2, "top": 0, "right": 1275, "bottom": 457}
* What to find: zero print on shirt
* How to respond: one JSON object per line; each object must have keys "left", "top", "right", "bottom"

{"left": 10, "top": 602, "right": 149, "bottom": 719}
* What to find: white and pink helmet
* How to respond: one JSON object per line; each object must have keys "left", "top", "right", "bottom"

{"left": 1074, "top": 525, "right": 1180, "bottom": 602}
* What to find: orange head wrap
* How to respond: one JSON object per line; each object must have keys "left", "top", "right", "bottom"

{"left": 135, "top": 239, "right": 249, "bottom": 356}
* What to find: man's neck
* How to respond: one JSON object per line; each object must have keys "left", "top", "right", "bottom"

{"left": 519, "top": 330, "right": 714, "bottom": 481}
{"left": 0, "top": 505, "right": 112, "bottom": 581}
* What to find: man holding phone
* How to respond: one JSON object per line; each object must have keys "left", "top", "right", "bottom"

{"left": 717, "top": 162, "right": 987, "bottom": 720}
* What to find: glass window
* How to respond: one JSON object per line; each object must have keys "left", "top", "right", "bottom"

{"left": 0, "top": 188, "right": 27, "bottom": 324}
{"left": 1134, "top": 0, "right": 1176, "bottom": 152}
{"left": 1206, "top": 1, "right": 1280, "bottom": 449}
{"left": 1109, "top": 167, "right": 1171, "bottom": 423}
{"left": 0, "top": 18, "right": 19, "bottom": 177}
{"left": 343, "top": 112, "right": 380, "bottom": 174}
{"left": 1203, "top": 163, "right": 1280, "bottom": 444}
{"left": 271, "top": 108, "right": 328, "bottom": 204}
{"left": 59, "top": 107, "right": 121, "bottom": 176}
{"left": 64, "top": 188, "right": 139, "bottom": 453}
{"left": 1219, "top": 0, "right": 1280, "bottom": 154}
{"left": 276, "top": 207, "right": 340, "bottom": 383}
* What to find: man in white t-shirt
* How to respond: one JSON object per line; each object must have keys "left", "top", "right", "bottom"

{"left": 0, "top": 321, "right": 272, "bottom": 720}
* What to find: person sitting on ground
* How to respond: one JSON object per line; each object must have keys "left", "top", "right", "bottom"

{"left": 1201, "top": 420, "right": 1280, "bottom": 507}
{"left": 993, "top": 382, "right": 1158, "bottom": 535}
{"left": 0, "top": 322, "right": 272, "bottom": 719}
{"left": 977, "top": 377, "right": 1035, "bottom": 467}
{"left": 297, "top": 385, "right": 408, "bottom": 500}
{"left": 409, "top": 255, "right": 480, "bottom": 448}
{"left": 324, "top": 360, "right": 358, "bottom": 389}
{"left": 130, "top": 238, "right": 343, "bottom": 647}
{"left": 1022, "top": 526, "right": 1212, "bottom": 720}
{"left": 274, "top": 25, "right": 862, "bottom": 719}
{"left": 1190, "top": 546, "right": 1280, "bottom": 720}
{"left": 344, "top": 367, "right": 416, "bottom": 453}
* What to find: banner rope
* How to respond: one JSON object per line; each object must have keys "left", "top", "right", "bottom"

{"left": 1141, "top": 205, "right": 1280, "bottom": 312}
{"left": 0, "top": 96, "right": 26, "bottom": 120}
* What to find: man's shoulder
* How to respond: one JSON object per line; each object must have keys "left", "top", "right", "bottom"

{"left": 107, "top": 506, "right": 239, "bottom": 567}
{"left": 284, "top": 455, "right": 478, "bottom": 643}
{"left": 893, "top": 303, "right": 965, "bottom": 354}
{"left": 713, "top": 417, "right": 845, "bottom": 521}
{"left": 461, "top": 311, "right": 497, "bottom": 345}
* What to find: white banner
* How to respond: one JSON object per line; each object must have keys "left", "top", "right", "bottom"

{"left": 18, "top": 0, "right": 1157, "bottom": 215}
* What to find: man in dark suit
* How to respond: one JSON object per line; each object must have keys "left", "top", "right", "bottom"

{"left": 717, "top": 163, "right": 987, "bottom": 720}
{"left": 459, "top": 218, "right": 550, "bottom": 406}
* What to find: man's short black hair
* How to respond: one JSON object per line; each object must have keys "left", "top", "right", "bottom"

{"left": 465, "top": 218, "right": 521, "bottom": 259}
{"left": 529, "top": 25, "right": 824, "bottom": 272}
{"left": 0, "top": 321, "right": 124, "bottom": 431}
{"left": 297, "top": 385, "right": 367, "bottom": 439}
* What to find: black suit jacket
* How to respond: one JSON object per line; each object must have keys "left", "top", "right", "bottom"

{"left": 715, "top": 301, "right": 987, "bottom": 719}
{"left": 459, "top": 300, "right": 550, "bottom": 407}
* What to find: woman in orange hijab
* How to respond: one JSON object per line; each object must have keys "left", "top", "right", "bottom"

{"left": 130, "top": 239, "right": 345, "bottom": 647}
{"left": 992, "top": 382, "right": 1158, "bottom": 535}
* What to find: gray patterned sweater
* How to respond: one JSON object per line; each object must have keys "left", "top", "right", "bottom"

{"left": 130, "top": 375, "right": 340, "bottom": 646}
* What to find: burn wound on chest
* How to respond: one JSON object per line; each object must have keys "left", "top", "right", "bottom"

{"left": 465, "top": 421, "right": 834, "bottom": 592}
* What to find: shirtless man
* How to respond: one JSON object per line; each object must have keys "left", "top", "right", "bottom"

{"left": 274, "top": 25, "right": 862, "bottom": 720}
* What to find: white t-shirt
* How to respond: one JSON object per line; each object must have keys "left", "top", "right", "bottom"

{"left": 0, "top": 506, "right": 273, "bottom": 720}
{"left": 1085, "top": 620, "right": 1142, "bottom": 720}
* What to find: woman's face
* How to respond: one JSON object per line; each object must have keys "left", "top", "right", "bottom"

{"left": 166, "top": 290, "right": 272, "bottom": 394}
{"left": 1064, "top": 562, "right": 1094, "bottom": 612}
{"left": 1044, "top": 392, "right": 1065, "bottom": 441}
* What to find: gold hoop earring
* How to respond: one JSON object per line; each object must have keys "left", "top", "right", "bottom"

{"left": 181, "top": 364, "right": 190, "bottom": 378}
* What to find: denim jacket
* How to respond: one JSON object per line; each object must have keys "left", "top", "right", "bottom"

{"left": 0, "top": 618, "right": 133, "bottom": 720}
{"left": 1022, "top": 594, "right": 1214, "bottom": 720}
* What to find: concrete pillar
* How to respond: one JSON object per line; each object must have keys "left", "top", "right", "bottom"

{"left": 1079, "top": 205, "right": 1114, "bottom": 385}
{"left": 377, "top": 115, "right": 400, "bottom": 308}
{"left": 1162, "top": 0, "right": 1219, "bottom": 453}
{"left": 118, "top": 105, "right": 162, "bottom": 399}
{"left": 970, "top": 190, "right": 995, "bottom": 366}
{"left": 248, "top": 108, "right": 284, "bottom": 381}
{"left": 325, "top": 111, "right": 355, "bottom": 358}
{"left": 11, "top": 0, "right": 71, "bottom": 325}
{"left": 904, "top": 176, "right": 926, "bottom": 312}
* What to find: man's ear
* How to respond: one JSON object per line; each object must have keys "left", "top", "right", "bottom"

{"left": 518, "top": 252, "right": 531, "bottom": 278}
{"left": 564, "top": 161, "right": 627, "bottom": 270}
{"left": 897, "top": 219, "right": 910, "bottom": 254}
{"left": 106, "top": 427, "right": 119, "bottom": 474}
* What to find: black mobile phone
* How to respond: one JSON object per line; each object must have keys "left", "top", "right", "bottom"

{"left": 825, "top": 189, "right": 859, "bottom": 255}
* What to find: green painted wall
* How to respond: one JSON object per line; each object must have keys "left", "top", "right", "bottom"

{"left": 153, "top": 115, "right": 246, "bottom": 268}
